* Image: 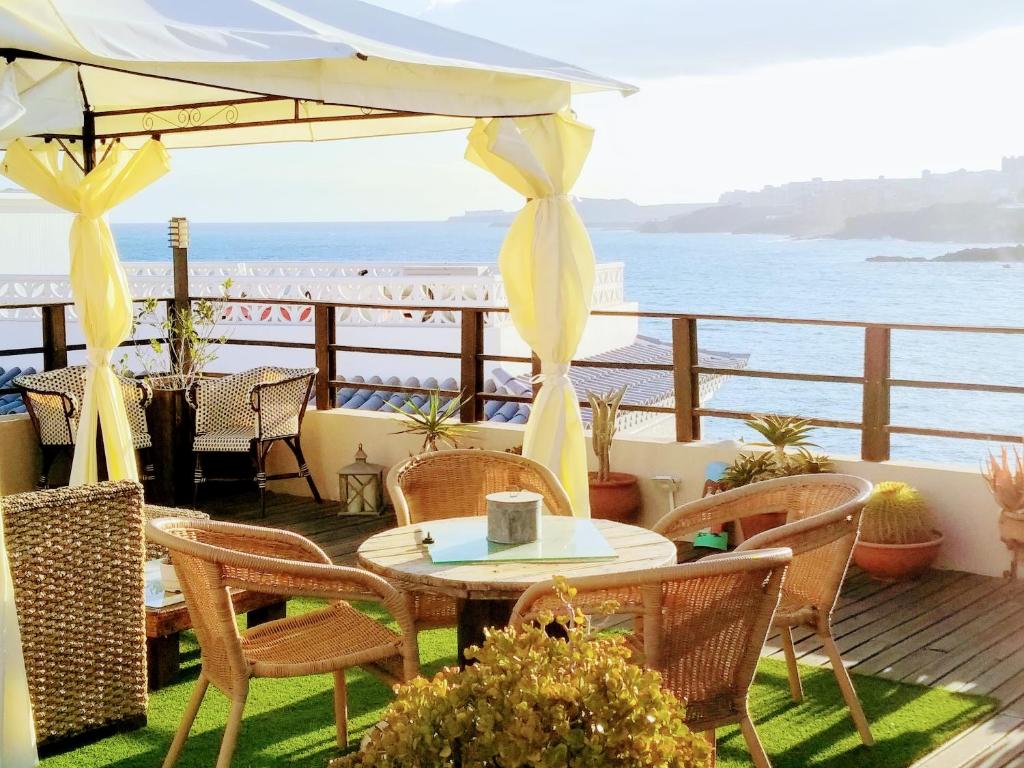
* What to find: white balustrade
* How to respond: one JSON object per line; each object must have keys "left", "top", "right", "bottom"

{"left": 0, "top": 261, "right": 627, "bottom": 326}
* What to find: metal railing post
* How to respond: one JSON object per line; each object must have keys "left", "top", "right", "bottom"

{"left": 40, "top": 304, "right": 68, "bottom": 371}
{"left": 314, "top": 304, "right": 336, "bottom": 410}
{"left": 460, "top": 308, "right": 484, "bottom": 423}
{"left": 672, "top": 317, "right": 701, "bottom": 442}
{"left": 861, "top": 325, "right": 891, "bottom": 461}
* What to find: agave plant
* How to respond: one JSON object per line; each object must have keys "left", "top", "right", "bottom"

{"left": 744, "top": 414, "right": 819, "bottom": 467}
{"left": 386, "top": 390, "right": 475, "bottom": 453}
{"left": 784, "top": 447, "right": 834, "bottom": 476}
{"left": 719, "top": 452, "right": 778, "bottom": 490}
{"left": 983, "top": 446, "right": 1024, "bottom": 516}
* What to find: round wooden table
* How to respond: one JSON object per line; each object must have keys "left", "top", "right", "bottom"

{"left": 357, "top": 517, "right": 676, "bottom": 665}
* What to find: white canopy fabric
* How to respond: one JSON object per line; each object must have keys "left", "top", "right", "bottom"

{"left": 0, "top": 0, "right": 634, "bottom": 149}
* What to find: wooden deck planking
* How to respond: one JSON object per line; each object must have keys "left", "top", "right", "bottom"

{"left": 194, "top": 499, "right": 1024, "bottom": 767}
{"left": 200, "top": 490, "right": 395, "bottom": 565}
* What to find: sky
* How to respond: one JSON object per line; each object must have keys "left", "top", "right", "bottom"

{"left": 111, "top": 0, "right": 1024, "bottom": 222}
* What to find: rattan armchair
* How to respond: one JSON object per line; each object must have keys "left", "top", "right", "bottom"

{"left": 654, "top": 473, "right": 875, "bottom": 746}
{"left": 146, "top": 516, "right": 420, "bottom": 768}
{"left": 510, "top": 548, "right": 793, "bottom": 768}
{"left": 188, "top": 366, "right": 321, "bottom": 516}
{"left": 14, "top": 365, "right": 154, "bottom": 488}
{"left": 387, "top": 449, "right": 574, "bottom": 631}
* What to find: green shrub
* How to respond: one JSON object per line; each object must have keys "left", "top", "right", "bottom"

{"left": 333, "top": 585, "right": 708, "bottom": 768}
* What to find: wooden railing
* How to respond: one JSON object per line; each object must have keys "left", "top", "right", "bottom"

{"left": 2, "top": 295, "right": 1023, "bottom": 461}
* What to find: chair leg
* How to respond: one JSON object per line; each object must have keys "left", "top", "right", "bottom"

{"left": 215, "top": 696, "right": 247, "bottom": 768}
{"left": 193, "top": 455, "right": 204, "bottom": 509}
{"left": 255, "top": 445, "right": 267, "bottom": 518}
{"left": 740, "top": 714, "right": 772, "bottom": 768}
{"left": 287, "top": 437, "right": 322, "bottom": 504}
{"left": 162, "top": 673, "right": 210, "bottom": 768}
{"left": 38, "top": 446, "right": 59, "bottom": 489}
{"left": 334, "top": 670, "right": 348, "bottom": 748}
{"left": 821, "top": 629, "right": 874, "bottom": 746}
{"left": 779, "top": 626, "right": 803, "bottom": 703}
{"left": 704, "top": 729, "right": 716, "bottom": 767}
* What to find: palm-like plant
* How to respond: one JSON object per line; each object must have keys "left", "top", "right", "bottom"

{"left": 386, "top": 390, "right": 475, "bottom": 453}
{"left": 744, "top": 414, "right": 819, "bottom": 467}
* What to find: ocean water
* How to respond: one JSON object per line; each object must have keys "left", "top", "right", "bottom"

{"left": 113, "top": 222, "right": 1024, "bottom": 465}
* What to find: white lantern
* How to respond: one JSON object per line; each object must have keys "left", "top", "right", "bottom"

{"left": 337, "top": 444, "right": 386, "bottom": 516}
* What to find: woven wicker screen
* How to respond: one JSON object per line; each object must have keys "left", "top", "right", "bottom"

{"left": 2, "top": 481, "right": 148, "bottom": 745}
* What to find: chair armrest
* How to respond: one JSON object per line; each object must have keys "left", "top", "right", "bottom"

{"left": 214, "top": 524, "right": 334, "bottom": 566}
{"left": 22, "top": 387, "right": 78, "bottom": 418}
{"left": 247, "top": 370, "right": 315, "bottom": 412}
{"left": 185, "top": 380, "right": 202, "bottom": 410}
{"left": 652, "top": 477, "right": 795, "bottom": 541}
{"left": 134, "top": 377, "right": 153, "bottom": 408}
{"left": 221, "top": 556, "right": 415, "bottom": 638}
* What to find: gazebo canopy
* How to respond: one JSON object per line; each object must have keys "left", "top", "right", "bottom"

{"left": 0, "top": 0, "right": 634, "bottom": 149}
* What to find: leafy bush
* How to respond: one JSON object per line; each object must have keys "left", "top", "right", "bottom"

{"left": 333, "top": 586, "right": 708, "bottom": 768}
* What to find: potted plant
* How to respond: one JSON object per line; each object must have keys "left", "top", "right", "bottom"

{"left": 332, "top": 582, "right": 708, "bottom": 768}
{"left": 982, "top": 447, "right": 1024, "bottom": 579}
{"left": 119, "top": 280, "right": 233, "bottom": 504}
{"left": 718, "top": 415, "right": 834, "bottom": 537}
{"left": 387, "top": 390, "right": 475, "bottom": 453}
{"left": 853, "top": 482, "right": 943, "bottom": 580}
{"left": 587, "top": 386, "right": 642, "bottom": 523}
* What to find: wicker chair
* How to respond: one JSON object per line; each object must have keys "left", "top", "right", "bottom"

{"left": 654, "top": 473, "right": 875, "bottom": 746}
{"left": 2, "top": 481, "right": 150, "bottom": 748}
{"left": 387, "top": 449, "right": 574, "bottom": 631}
{"left": 146, "top": 516, "right": 420, "bottom": 768}
{"left": 14, "top": 365, "right": 154, "bottom": 488}
{"left": 510, "top": 548, "right": 793, "bottom": 768}
{"left": 188, "top": 366, "right": 321, "bottom": 516}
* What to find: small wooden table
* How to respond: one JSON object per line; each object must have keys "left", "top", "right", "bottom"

{"left": 145, "top": 590, "right": 287, "bottom": 690}
{"left": 357, "top": 517, "right": 676, "bottom": 665}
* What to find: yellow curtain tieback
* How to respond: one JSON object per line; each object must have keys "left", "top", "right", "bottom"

{"left": 529, "top": 363, "right": 572, "bottom": 384}
{"left": 86, "top": 349, "right": 112, "bottom": 369}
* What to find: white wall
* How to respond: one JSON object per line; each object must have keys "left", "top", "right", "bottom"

{"left": 0, "top": 406, "right": 1006, "bottom": 578}
{"left": 268, "top": 408, "right": 1009, "bottom": 578}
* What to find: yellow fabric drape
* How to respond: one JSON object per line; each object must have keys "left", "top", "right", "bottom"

{"left": 1, "top": 139, "right": 170, "bottom": 484}
{"left": 467, "top": 112, "right": 596, "bottom": 517}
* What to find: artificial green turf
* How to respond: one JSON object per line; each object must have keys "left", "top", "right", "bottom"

{"left": 41, "top": 599, "right": 997, "bottom": 768}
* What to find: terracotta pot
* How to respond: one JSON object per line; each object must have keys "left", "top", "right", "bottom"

{"left": 853, "top": 532, "right": 944, "bottom": 581}
{"left": 588, "top": 472, "right": 641, "bottom": 524}
{"left": 738, "top": 512, "right": 787, "bottom": 540}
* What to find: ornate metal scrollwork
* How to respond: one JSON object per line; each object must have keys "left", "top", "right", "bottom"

{"left": 142, "top": 103, "right": 241, "bottom": 132}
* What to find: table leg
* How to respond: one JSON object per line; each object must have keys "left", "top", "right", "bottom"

{"left": 147, "top": 633, "right": 181, "bottom": 691}
{"left": 247, "top": 600, "right": 287, "bottom": 628}
{"left": 457, "top": 598, "right": 516, "bottom": 668}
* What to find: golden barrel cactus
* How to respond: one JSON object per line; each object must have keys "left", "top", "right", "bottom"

{"left": 860, "top": 482, "right": 936, "bottom": 545}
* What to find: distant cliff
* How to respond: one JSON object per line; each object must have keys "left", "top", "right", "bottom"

{"left": 867, "top": 245, "right": 1024, "bottom": 263}
{"left": 834, "top": 204, "right": 1024, "bottom": 243}
{"left": 449, "top": 198, "right": 712, "bottom": 227}
{"left": 643, "top": 202, "right": 1024, "bottom": 243}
